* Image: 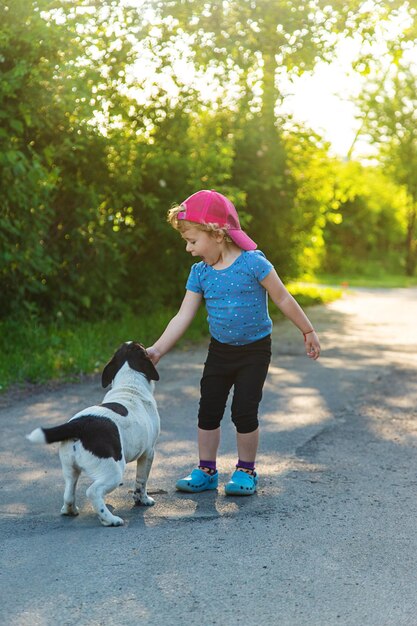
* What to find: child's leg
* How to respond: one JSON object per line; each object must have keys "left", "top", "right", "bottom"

{"left": 177, "top": 339, "right": 233, "bottom": 493}
{"left": 198, "top": 426, "right": 221, "bottom": 459}
{"left": 230, "top": 339, "right": 271, "bottom": 480}
{"left": 197, "top": 342, "right": 234, "bottom": 473}
{"left": 231, "top": 362, "right": 268, "bottom": 472}
{"left": 236, "top": 427, "right": 259, "bottom": 464}
{"left": 198, "top": 426, "right": 221, "bottom": 474}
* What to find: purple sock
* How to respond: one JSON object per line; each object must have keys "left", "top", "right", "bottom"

{"left": 199, "top": 460, "right": 217, "bottom": 473}
{"left": 236, "top": 459, "right": 255, "bottom": 472}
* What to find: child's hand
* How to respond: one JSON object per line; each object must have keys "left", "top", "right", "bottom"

{"left": 304, "top": 331, "right": 321, "bottom": 360}
{"left": 146, "top": 346, "right": 162, "bottom": 365}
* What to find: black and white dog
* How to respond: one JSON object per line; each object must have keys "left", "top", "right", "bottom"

{"left": 26, "top": 342, "right": 160, "bottom": 527}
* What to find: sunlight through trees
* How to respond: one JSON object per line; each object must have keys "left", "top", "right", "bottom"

{"left": 1, "top": 0, "right": 416, "bottom": 320}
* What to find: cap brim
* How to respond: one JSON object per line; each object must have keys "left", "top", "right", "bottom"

{"left": 228, "top": 229, "right": 257, "bottom": 251}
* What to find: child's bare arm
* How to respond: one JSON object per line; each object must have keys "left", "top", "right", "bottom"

{"left": 147, "top": 290, "right": 202, "bottom": 364}
{"left": 261, "top": 269, "right": 321, "bottom": 360}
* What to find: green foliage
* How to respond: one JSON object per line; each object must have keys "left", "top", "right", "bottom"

{"left": 0, "top": 0, "right": 145, "bottom": 319}
{"left": 287, "top": 283, "right": 343, "bottom": 308}
{"left": 357, "top": 58, "right": 417, "bottom": 275}
{"left": 0, "top": 307, "right": 208, "bottom": 390}
{"left": 231, "top": 111, "right": 296, "bottom": 276}
{"left": 0, "top": 0, "right": 415, "bottom": 331}
{"left": 143, "top": 0, "right": 398, "bottom": 79}
{"left": 283, "top": 126, "right": 339, "bottom": 276}
{"left": 322, "top": 162, "right": 407, "bottom": 275}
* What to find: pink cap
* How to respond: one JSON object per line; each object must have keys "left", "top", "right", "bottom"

{"left": 177, "top": 190, "right": 257, "bottom": 251}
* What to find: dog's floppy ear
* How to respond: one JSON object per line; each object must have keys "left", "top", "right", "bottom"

{"left": 101, "top": 344, "right": 127, "bottom": 388}
{"left": 129, "top": 344, "right": 160, "bottom": 381}
{"left": 141, "top": 355, "right": 160, "bottom": 382}
{"left": 102, "top": 355, "right": 119, "bottom": 388}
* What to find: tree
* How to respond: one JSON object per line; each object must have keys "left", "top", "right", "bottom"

{"left": 283, "top": 125, "right": 342, "bottom": 276}
{"left": 357, "top": 58, "right": 417, "bottom": 275}
{"left": 0, "top": 0, "right": 143, "bottom": 317}
{"left": 139, "top": 0, "right": 412, "bottom": 277}
{"left": 322, "top": 162, "right": 408, "bottom": 275}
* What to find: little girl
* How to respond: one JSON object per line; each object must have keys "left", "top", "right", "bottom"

{"left": 147, "top": 189, "right": 321, "bottom": 496}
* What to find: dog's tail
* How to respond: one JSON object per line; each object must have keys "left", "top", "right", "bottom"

{"left": 26, "top": 421, "right": 84, "bottom": 445}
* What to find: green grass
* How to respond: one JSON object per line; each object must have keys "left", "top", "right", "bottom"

{"left": 0, "top": 307, "right": 208, "bottom": 393}
{"left": 0, "top": 283, "right": 342, "bottom": 392}
{"left": 312, "top": 272, "right": 417, "bottom": 289}
{"left": 287, "top": 283, "right": 343, "bottom": 307}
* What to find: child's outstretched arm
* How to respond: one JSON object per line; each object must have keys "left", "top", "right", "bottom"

{"left": 261, "top": 269, "right": 321, "bottom": 360}
{"left": 146, "top": 290, "right": 202, "bottom": 365}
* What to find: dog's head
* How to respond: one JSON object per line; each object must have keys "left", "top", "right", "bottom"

{"left": 102, "top": 342, "right": 160, "bottom": 388}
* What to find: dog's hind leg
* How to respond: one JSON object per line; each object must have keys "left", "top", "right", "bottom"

{"left": 59, "top": 443, "right": 81, "bottom": 516}
{"left": 61, "top": 464, "right": 81, "bottom": 516}
{"left": 86, "top": 463, "right": 125, "bottom": 527}
{"left": 133, "top": 451, "right": 155, "bottom": 506}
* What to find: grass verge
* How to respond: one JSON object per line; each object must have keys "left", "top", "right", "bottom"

{"left": 1, "top": 283, "right": 342, "bottom": 393}
{"left": 313, "top": 273, "right": 417, "bottom": 289}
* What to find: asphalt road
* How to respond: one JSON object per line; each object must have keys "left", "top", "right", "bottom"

{"left": 1, "top": 288, "right": 417, "bottom": 626}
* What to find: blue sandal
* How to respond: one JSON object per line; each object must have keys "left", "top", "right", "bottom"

{"left": 225, "top": 470, "right": 258, "bottom": 496}
{"left": 176, "top": 468, "right": 219, "bottom": 493}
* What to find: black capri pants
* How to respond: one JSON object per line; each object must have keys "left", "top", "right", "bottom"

{"left": 198, "top": 335, "right": 272, "bottom": 434}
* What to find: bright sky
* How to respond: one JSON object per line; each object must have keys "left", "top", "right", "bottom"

{"left": 278, "top": 42, "right": 366, "bottom": 159}
{"left": 279, "top": 6, "right": 415, "bottom": 159}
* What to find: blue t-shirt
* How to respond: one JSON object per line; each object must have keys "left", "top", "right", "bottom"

{"left": 186, "top": 250, "right": 274, "bottom": 345}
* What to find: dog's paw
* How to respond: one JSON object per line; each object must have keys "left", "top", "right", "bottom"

{"left": 100, "top": 515, "right": 124, "bottom": 527}
{"left": 133, "top": 491, "right": 155, "bottom": 507}
{"left": 61, "top": 504, "right": 80, "bottom": 516}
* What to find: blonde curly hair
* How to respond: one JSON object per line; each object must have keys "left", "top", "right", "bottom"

{"left": 167, "top": 205, "right": 233, "bottom": 243}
